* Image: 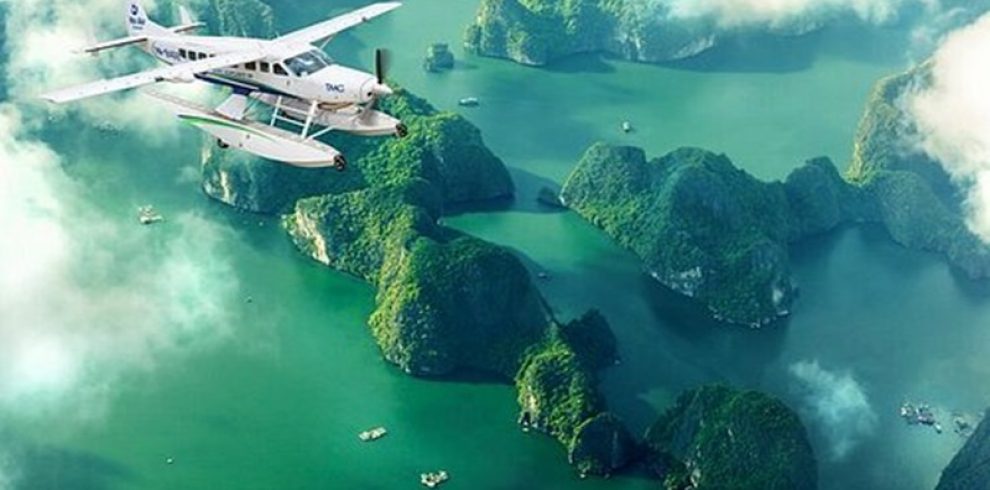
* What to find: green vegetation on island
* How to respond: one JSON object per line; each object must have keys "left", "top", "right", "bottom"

{"left": 644, "top": 385, "right": 817, "bottom": 490}
{"left": 560, "top": 144, "right": 853, "bottom": 326}
{"left": 936, "top": 410, "right": 990, "bottom": 490}
{"left": 516, "top": 312, "right": 633, "bottom": 476}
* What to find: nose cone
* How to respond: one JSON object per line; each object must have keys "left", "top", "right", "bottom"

{"left": 360, "top": 77, "right": 393, "bottom": 101}
{"left": 371, "top": 83, "right": 393, "bottom": 96}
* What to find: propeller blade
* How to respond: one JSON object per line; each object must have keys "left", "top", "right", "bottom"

{"left": 375, "top": 48, "right": 384, "bottom": 85}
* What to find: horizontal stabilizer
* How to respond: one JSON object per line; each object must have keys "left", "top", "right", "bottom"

{"left": 170, "top": 22, "right": 206, "bottom": 34}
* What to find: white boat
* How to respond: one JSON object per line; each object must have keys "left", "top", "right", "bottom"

{"left": 138, "top": 205, "right": 164, "bottom": 225}
{"left": 420, "top": 470, "right": 449, "bottom": 488}
{"left": 358, "top": 426, "right": 388, "bottom": 441}
{"left": 458, "top": 97, "right": 479, "bottom": 107}
{"left": 621, "top": 121, "right": 633, "bottom": 133}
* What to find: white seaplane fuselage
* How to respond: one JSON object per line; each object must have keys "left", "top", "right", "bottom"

{"left": 41, "top": 1, "right": 405, "bottom": 169}
{"left": 145, "top": 36, "right": 384, "bottom": 106}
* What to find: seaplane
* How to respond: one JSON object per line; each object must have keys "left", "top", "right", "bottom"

{"left": 41, "top": 1, "right": 408, "bottom": 171}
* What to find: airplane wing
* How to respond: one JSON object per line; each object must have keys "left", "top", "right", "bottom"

{"left": 41, "top": 49, "right": 266, "bottom": 104}
{"left": 277, "top": 2, "right": 401, "bottom": 46}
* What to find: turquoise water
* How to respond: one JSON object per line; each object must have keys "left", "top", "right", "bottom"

{"left": 4, "top": 1, "right": 989, "bottom": 489}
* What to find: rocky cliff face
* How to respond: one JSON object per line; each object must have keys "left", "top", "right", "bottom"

{"left": 644, "top": 385, "right": 817, "bottom": 490}
{"left": 937, "top": 410, "right": 990, "bottom": 490}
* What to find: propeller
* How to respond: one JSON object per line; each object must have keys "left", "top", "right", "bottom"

{"left": 375, "top": 48, "right": 385, "bottom": 85}
{"left": 365, "top": 48, "right": 406, "bottom": 137}
{"left": 364, "top": 49, "right": 389, "bottom": 114}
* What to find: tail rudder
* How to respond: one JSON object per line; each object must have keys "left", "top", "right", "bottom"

{"left": 125, "top": 1, "right": 167, "bottom": 36}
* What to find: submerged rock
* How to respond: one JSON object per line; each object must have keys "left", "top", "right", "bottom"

{"left": 644, "top": 385, "right": 817, "bottom": 490}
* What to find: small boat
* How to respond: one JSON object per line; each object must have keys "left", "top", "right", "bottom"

{"left": 138, "top": 205, "right": 164, "bottom": 225}
{"left": 621, "top": 121, "right": 633, "bottom": 133}
{"left": 458, "top": 97, "right": 479, "bottom": 107}
{"left": 420, "top": 470, "right": 449, "bottom": 488}
{"left": 165, "top": 456, "right": 175, "bottom": 465}
{"left": 358, "top": 426, "right": 388, "bottom": 442}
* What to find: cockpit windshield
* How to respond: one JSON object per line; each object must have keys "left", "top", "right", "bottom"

{"left": 284, "top": 49, "right": 334, "bottom": 77}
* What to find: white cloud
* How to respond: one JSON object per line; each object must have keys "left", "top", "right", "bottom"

{"left": 0, "top": 103, "right": 240, "bottom": 422}
{"left": 2, "top": 0, "right": 212, "bottom": 140}
{"left": 789, "top": 360, "right": 877, "bottom": 461}
{"left": 905, "top": 12, "right": 990, "bottom": 242}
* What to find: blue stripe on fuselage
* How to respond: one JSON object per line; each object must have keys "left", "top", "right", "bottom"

{"left": 194, "top": 73, "right": 292, "bottom": 97}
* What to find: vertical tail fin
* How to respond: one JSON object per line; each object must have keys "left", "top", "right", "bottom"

{"left": 179, "top": 5, "right": 195, "bottom": 26}
{"left": 125, "top": 1, "right": 167, "bottom": 36}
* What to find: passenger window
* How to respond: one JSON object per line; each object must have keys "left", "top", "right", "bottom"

{"left": 274, "top": 64, "right": 288, "bottom": 76}
{"left": 179, "top": 49, "right": 187, "bottom": 59}
{"left": 245, "top": 62, "right": 257, "bottom": 71}
{"left": 198, "top": 52, "right": 208, "bottom": 60}
{"left": 260, "top": 62, "right": 270, "bottom": 73}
